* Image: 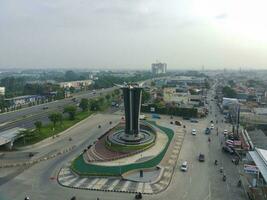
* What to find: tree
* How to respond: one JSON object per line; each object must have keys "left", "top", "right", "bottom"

{"left": 141, "top": 90, "right": 151, "bottom": 104}
{"left": 222, "top": 86, "right": 237, "bottom": 98}
{"left": 34, "top": 121, "right": 42, "bottom": 133}
{"left": 89, "top": 99, "right": 100, "bottom": 111}
{"left": 79, "top": 98, "right": 89, "bottom": 112}
{"left": 64, "top": 105, "right": 77, "bottom": 120}
{"left": 49, "top": 112, "right": 62, "bottom": 128}
{"left": 114, "top": 89, "right": 120, "bottom": 96}
{"left": 105, "top": 94, "right": 111, "bottom": 101}
{"left": 18, "top": 129, "right": 33, "bottom": 144}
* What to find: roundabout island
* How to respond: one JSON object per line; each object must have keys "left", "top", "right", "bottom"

{"left": 58, "top": 83, "right": 183, "bottom": 194}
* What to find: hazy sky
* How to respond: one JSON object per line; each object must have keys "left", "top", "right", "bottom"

{"left": 1, "top": 0, "right": 267, "bottom": 70}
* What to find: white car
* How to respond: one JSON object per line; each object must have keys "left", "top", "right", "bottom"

{"left": 192, "top": 129, "right": 196, "bottom": 135}
{"left": 210, "top": 124, "right": 214, "bottom": 129}
{"left": 224, "top": 129, "right": 228, "bottom": 135}
{"left": 180, "top": 161, "right": 188, "bottom": 171}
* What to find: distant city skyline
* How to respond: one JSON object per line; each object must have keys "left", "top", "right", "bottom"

{"left": 1, "top": 0, "right": 267, "bottom": 70}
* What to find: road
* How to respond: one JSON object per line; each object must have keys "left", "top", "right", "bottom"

{"left": 0, "top": 84, "right": 247, "bottom": 200}
{"left": 0, "top": 87, "right": 116, "bottom": 132}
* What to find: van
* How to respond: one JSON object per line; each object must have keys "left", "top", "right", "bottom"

{"left": 180, "top": 161, "right": 188, "bottom": 171}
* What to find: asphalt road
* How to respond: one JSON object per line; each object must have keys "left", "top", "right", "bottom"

{"left": 0, "top": 87, "right": 116, "bottom": 132}
{"left": 0, "top": 85, "right": 247, "bottom": 200}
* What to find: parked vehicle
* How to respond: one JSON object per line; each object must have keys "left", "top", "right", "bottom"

{"left": 170, "top": 121, "right": 173, "bottom": 124}
{"left": 152, "top": 114, "right": 160, "bottom": 119}
{"left": 222, "top": 146, "right": 234, "bottom": 154}
{"left": 190, "top": 118, "right": 198, "bottom": 123}
{"left": 180, "top": 161, "right": 188, "bottom": 171}
{"left": 42, "top": 106, "right": 48, "bottom": 110}
{"left": 183, "top": 116, "right": 190, "bottom": 120}
{"left": 223, "top": 130, "right": 228, "bottom": 136}
{"left": 192, "top": 129, "right": 196, "bottom": 135}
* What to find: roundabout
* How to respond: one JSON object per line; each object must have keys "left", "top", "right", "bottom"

{"left": 58, "top": 83, "right": 183, "bottom": 194}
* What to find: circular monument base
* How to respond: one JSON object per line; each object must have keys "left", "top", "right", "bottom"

{"left": 105, "top": 124, "right": 156, "bottom": 153}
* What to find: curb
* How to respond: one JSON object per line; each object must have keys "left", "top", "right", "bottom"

{"left": 0, "top": 145, "right": 76, "bottom": 168}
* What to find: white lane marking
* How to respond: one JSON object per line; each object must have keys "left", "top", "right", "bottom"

{"left": 189, "top": 176, "right": 192, "bottom": 184}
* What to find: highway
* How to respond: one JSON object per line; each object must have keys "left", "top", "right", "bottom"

{"left": 0, "top": 87, "right": 116, "bottom": 132}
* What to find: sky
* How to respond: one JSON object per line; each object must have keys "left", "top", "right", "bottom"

{"left": 1, "top": 0, "right": 267, "bottom": 70}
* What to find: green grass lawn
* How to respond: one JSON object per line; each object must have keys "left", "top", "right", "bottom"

{"left": 14, "top": 111, "right": 92, "bottom": 147}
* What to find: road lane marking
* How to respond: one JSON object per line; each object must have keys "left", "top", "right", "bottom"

{"left": 122, "top": 181, "right": 131, "bottom": 191}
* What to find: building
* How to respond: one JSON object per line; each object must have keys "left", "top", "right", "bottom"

{"left": 151, "top": 62, "right": 167, "bottom": 75}
{"left": 59, "top": 80, "right": 93, "bottom": 89}
{"left": 0, "top": 87, "right": 5, "bottom": 96}
{"left": 5, "top": 95, "right": 44, "bottom": 107}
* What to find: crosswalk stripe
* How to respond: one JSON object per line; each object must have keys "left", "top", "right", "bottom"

{"left": 144, "top": 183, "right": 153, "bottom": 193}
{"left": 121, "top": 181, "right": 131, "bottom": 191}
{"left": 93, "top": 178, "right": 109, "bottom": 190}
{"left": 73, "top": 178, "right": 87, "bottom": 188}
{"left": 136, "top": 182, "right": 144, "bottom": 193}
{"left": 86, "top": 178, "right": 99, "bottom": 189}
{"left": 107, "top": 179, "right": 120, "bottom": 190}
{"left": 58, "top": 174, "right": 75, "bottom": 182}
{"left": 63, "top": 177, "right": 79, "bottom": 186}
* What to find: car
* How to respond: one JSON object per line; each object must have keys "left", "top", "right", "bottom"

{"left": 210, "top": 120, "right": 214, "bottom": 123}
{"left": 190, "top": 118, "right": 198, "bottom": 123}
{"left": 223, "top": 130, "right": 228, "bottom": 135}
{"left": 180, "top": 161, "right": 188, "bottom": 171}
{"left": 192, "top": 129, "right": 196, "bottom": 135}
{"left": 170, "top": 121, "right": 173, "bottom": 124}
{"left": 42, "top": 106, "right": 48, "bottom": 110}
{"left": 222, "top": 146, "right": 234, "bottom": 154}
{"left": 198, "top": 153, "right": 205, "bottom": 162}
{"left": 210, "top": 124, "right": 214, "bottom": 129}
{"left": 205, "top": 128, "right": 211, "bottom": 135}
{"left": 175, "top": 121, "right": 182, "bottom": 126}
{"left": 183, "top": 116, "right": 190, "bottom": 120}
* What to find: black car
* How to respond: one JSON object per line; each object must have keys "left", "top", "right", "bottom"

{"left": 222, "top": 146, "right": 234, "bottom": 154}
{"left": 198, "top": 153, "right": 205, "bottom": 162}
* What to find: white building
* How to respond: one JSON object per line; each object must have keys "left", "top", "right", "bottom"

{"left": 59, "top": 80, "right": 93, "bottom": 89}
{"left": 151, "top": 62, "right": 167, "bottom": 75}
{"left": 0, "top": 87, "right": 5, "bottom": 96}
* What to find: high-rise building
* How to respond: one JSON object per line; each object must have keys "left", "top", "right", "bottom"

{"left": 151, "top": 62, "right": 167, "bottom": 75}
{"left": 0, "top": 87, "right": 5, "bottom": 96}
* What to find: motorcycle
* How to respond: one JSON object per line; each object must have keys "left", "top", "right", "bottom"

{"left": 220, "top": 167, "right": 223, "bottom": 173}
{"left": 223, "top": 174, "right": 226, "bottom": 181}
{"left": 214, "top": 160, "right": 218, "bottom": 165}
{"left": 135, "top": 192, "right": 142, "bottom": 199}
{"left": 237, "top": 180, "right": 241, "bottom": 187}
